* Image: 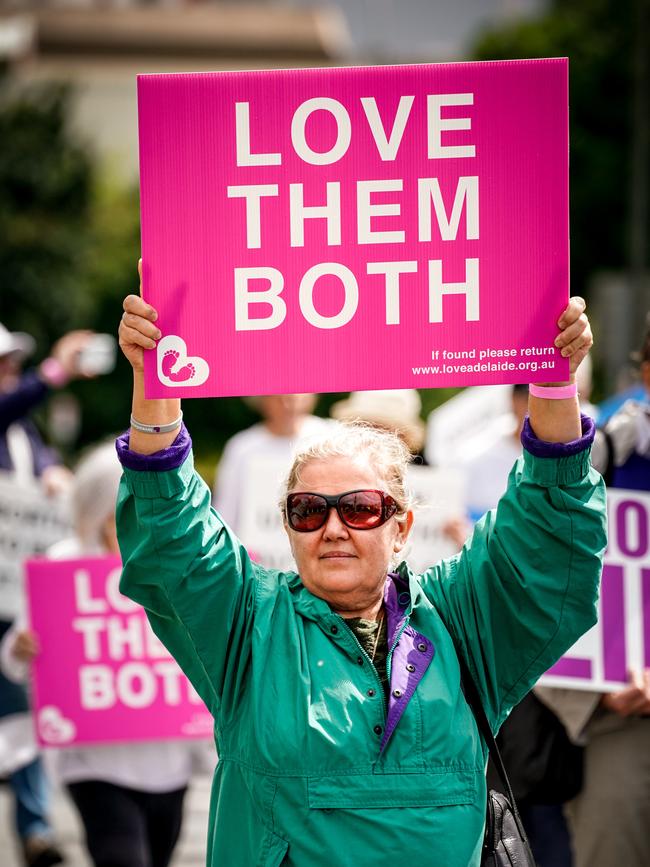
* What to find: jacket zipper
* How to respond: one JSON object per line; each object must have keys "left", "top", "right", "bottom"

{"left": 386, "top": 617, "right": 409, "bottom": 684}
{"left": 339, "top": 618, "right": 387, "bottom": 720}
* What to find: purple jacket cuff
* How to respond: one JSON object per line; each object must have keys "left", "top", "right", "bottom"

{"left": 521, "top": 413, "right": 595, "bottom": 458}
{"left": 115, "top": 423, "right": 192, "bottom": 471}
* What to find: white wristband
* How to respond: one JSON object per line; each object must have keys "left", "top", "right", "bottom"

{"left": 130, "top": 412, "right": 183, "bottom": 434}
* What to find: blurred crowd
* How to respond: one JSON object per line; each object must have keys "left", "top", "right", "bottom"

{"left": 1, "top": 315, "right": 649, "bottom": 867}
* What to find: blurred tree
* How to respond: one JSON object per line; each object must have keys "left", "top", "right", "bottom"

{"left": 472, "top": 0, "right": 640, "bottom": 295}
{"left": 0, "top": 79, "right": 94, "bottom": 345}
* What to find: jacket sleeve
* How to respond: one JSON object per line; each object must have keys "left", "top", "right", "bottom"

{"left": 115, "top": 427, "right": 259, "bottom": 718}
{"left": 0, "top": 371, "right": 50, "bottom": 434}
{"left": 419, "top": 417, "right": 607, "bottom": 731}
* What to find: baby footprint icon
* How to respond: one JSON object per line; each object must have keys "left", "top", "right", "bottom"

{"left": 157, "top": 336, "right": 210, "bottom": 387}
{"left": 162, "top": 349, "right": 195, "bottom": 382}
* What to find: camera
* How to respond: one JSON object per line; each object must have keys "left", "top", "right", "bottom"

{"left": 76, "top": 334, "right": 117, "bottom": 376}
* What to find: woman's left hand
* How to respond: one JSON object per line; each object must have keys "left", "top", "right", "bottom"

{"left": 554, "top": 297, "right": 593, "bottom": 377}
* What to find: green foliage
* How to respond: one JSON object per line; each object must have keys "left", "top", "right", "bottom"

{"left": 472, "top": 0, "right": 637, "bottom": 289}
{"left": 0, "top": 81, "right": 95, "bottom": 344}
{"left": 0, "top": 78, "right": 139, "bottom": 453}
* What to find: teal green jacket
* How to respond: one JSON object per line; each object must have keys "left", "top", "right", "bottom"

{"left": 116, "top": 423, "right": 606, "bottom": 867}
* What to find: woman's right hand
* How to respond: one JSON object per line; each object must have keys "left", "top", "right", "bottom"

{"left": 118, "top": 260, "right": 161, "bottom": 372}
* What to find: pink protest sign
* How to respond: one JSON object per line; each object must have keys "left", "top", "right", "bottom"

{"left": 540, "top": 490, "right": 650, "bottom": 692}
{"left": 26, "top": 557, "right": 213, "bottom": 746}
{"left": 138, "top": 58, "right": 569, "bottom": 398}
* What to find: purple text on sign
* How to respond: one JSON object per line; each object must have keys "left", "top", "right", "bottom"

{"left": 614, "top": 498, "right": 649, "bottom": 559}
{"left": 601, "top": 564, "right": 627, "bottom": 683}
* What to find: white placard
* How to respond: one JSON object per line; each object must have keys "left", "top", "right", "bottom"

{"left": 0, "top": 475, "right": 71, "bottom": 619}
{"left": 425, "top": 385, "right": 513, "bottom": 466}
{"left": 403, "top": 464, "right": 465, "bottom": 574}
{"left": 236, "top": 455, "right": 294, "bottom": 572}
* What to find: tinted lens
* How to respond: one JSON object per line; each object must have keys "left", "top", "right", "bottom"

{"left": 338, "top": 490, "right": 384, "bottom": 528}
{"left": 287, "top": 493, "right": 328, "bottom": 531}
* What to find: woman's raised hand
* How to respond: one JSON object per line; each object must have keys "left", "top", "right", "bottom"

{"left": 555, "top": 296, "right": 593, "bottom": 377}
{"left": 528, "top": 296, "right": 592, "bottom": 443}
{"left": 118, "top": 260, "right": 161, "bottom": 372}
{"left": 120, "top": 260, "right": 180, "bottom": 454}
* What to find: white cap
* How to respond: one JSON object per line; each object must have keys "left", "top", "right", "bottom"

{"left": 330, "top": 389, "right": 425, "bottom": 453}
{"left": 0, "top": 322, "right": 35, "bottom": 360}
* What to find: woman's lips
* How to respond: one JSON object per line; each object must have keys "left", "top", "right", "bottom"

{"left": 320, "top": 552, "right": 356, "bottom": 559}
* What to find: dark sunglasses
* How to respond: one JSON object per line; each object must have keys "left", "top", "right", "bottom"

{"left": 286, "top": 489, "right": 398, "bottom": 532}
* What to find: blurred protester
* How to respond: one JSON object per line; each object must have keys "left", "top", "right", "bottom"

{"left": 538, "top": 323, "right": 650, "bottom": 867}
{"left": 590, "top": 324, "right": 650, "bottom": 486}
{"left": 330, "top": 389, "right": 426, "bottom": 458}
{"left": 0, "top": 323, "right": 93, "bottom": 494}
{"left": 213, "top": 393, "right": 332, "bottom": 532}
{"left": 0, "top": 323, "right": 99, "bottom": 867}
{"left": 1, "top": 442, "right": 210, "bottom": 867}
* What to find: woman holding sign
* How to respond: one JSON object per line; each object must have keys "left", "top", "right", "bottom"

{"left": 116, "top": 276, "right": 606, "bottom": 867}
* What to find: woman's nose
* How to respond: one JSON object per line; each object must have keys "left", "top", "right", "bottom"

{"left": 322, "top": 507, "right": 350, "bottom": 539}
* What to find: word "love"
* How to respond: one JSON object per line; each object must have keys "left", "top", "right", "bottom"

{"left": 235, "top": 93, "right": 476, "bottom": 166}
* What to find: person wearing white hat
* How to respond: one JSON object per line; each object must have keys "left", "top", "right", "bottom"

{"left": 330, "top": 389, "right": 426, "bottom": 456}
{"left": 0, "top": 324, "right": 98, "bottom": 493}
{"left": 0, "top": 323, "right": 98, "bottom": 867}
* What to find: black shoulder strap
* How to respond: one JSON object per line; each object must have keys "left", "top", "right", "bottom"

{"left": 456, "top": 651, "right": 531, "bottom": 844}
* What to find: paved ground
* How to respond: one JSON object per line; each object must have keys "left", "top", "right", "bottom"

{"left": 0, "top": 773, "right": 211, "bottom": 866}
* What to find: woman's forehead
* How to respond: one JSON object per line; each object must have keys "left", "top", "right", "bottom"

{"left": 293, "top": 456, "right": 386, "bottom": 493}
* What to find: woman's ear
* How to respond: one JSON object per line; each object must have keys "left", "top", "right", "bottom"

{"left": 393, "top": 510, "right": 414, "bottom": 554}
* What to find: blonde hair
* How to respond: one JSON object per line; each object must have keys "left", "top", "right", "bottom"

{"left": 280, "top": 422, "right": 414, "bottom": 521}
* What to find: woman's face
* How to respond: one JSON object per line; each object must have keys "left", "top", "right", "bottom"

{"left": 284, "top": 457, "right": 413, "bottom": 616}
